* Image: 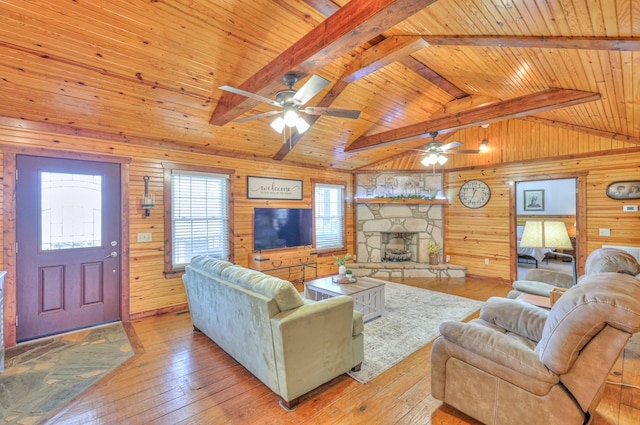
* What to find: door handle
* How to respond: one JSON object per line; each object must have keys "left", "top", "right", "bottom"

{"left": 105, "top": 251, "right": 119, "bottom": 259}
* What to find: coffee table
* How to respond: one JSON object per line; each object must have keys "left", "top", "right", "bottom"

{"left": 304, "top": 276, "right": 386, "bottom": 322}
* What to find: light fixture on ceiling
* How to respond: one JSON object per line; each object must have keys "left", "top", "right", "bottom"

{"left": 480, "top": 139, "right": 489, "bottom": 152}
{"left": 270, "top": 107, "right": 310, "bottom": 135}
{"left": 481, "top": 123, "right": 490, "bottom": 128}
{"left": 421, "top": 152, "right": 448, "bottom": 167}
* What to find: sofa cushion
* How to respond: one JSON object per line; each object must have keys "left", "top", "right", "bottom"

{"left": 188, "top": 255, "right": 305, "bottom": 312}
{"left": 220, "top": 264, "right": 304, "bottom": 312}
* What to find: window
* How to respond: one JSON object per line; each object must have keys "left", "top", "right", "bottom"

{"left": 314, "top": 182, "right": 345, "bottom": 250}
{"left": 164, "top": 164, "right": 233, "bottom": 272}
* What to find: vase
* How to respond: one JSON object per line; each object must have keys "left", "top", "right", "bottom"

{"left": 338, "top": 265, "right": 346, "bottom": 276}
{"left": 429, "top": 254, "right": 439, "bottom": 265}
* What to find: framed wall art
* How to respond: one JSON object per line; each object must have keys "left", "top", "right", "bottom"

{"left": 606, "top": 181, "right": 640, "bottom": 199}
{"left": 523, "top": 189, "right": 544, "bottom": 211}
{"left": 247, "top": 176, "right": 303, "bottom": 200}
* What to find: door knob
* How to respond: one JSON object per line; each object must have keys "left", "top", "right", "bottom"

{"left": 105, "top": 251, "right": 119, "bottom": 258}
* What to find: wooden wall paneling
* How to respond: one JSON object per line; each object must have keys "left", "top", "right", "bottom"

{"left": 0, "top": 128, "right": 355, "bottom": 331}
{"left": 446, "top": 155, "right": 638, "bottom": 281}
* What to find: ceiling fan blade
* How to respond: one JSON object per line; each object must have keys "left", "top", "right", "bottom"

{"left": 445, "top": 149, "right": 482, "bottom": 154}
{"left": 293, "top": 75, "right": 330, "bottom": 105}
{"left": 439, "top": 141, "right": 463, "bottom": 151}
{"left": 302, "top": 106, "right": 361, "bottom": 119}
{"left": 233, "top": 110, "right": 281, "bottom": 123}
{"left": 219, "top": 85, "right": 280, "bottom": 107}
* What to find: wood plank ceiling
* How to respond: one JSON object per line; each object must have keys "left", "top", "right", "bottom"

{"left": 0, "top": 0, "right": 639, "bottom": 170}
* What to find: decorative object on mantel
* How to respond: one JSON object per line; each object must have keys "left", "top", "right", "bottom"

{"left": 247, "top": 176, "right": 302, "bottom": 200}
{"left": 606, "top": 180, "right": 640, "bottom": 200}
{"left": 426, "top": 241, "right": 441, "bottom": 265}
{"left": 332, "top": 253, "right": 352, "bottom": 276}
{"left": 142, "top": 176, "right": 155, "bottom": 217}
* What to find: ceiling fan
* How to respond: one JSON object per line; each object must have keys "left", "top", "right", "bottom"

{"left": 406, "top": 132, "right": 488, "bottom": 167}
{"left": 219, "top": 73, "right": 361, "bottom": 134}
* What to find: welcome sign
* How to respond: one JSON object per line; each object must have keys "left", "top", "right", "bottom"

{"left": 247, "top": 176, "right": 303, "bottom": 200}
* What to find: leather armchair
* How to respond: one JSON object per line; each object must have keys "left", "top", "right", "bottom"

{"left": 508, "top": 247, "right": 640, "bottom": 299}
{"left": 431, "top": 272, "right": 640, "bottom": 425}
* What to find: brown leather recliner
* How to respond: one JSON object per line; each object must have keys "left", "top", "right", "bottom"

{"left": 431, "top": 272, "right": 640, "bottom": 425}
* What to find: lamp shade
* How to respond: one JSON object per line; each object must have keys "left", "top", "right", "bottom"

{"left": 520, "top": 220, "right": 573, "bottom": 249}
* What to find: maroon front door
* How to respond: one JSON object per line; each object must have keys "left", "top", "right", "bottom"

{"left": 16, "top": 155, "right": 121, "bottom": 342}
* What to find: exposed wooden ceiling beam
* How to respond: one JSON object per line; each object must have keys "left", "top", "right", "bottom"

{"left": 301, "top": 0, "right": 341, "bottom": 17}
{"left": 210, "top": 0, "right": 438, "bottom": 125}
{"left": 345, "top": 88, "right": 601, "bottom": 152}
{"left": 422, "top": 35, "right": 640, "bottom": 51}
{"left": 273, "top": 35, "right": 431, "bottom": 160}
{"left": 522, "top": 116, "right": 640, "bottom": 146}
{"left": 399, "top": 56, "right": 467, "bottom": 99}
{"left": 342, "top": 36, "right": 429, "bottom": 83}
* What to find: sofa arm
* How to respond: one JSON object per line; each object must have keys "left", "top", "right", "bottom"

{"left": 511, "top": 280, "right": 556, "bottom": 297}
{"left": 524, "top": 269, "right": 573, "bottom": 288}
{"left": 438, "top": 321, "right": 557, "bottom": 385}
{"left": 480, "top": 297, "right": 549, "bottom": 342}
{"left": 269, "top": 295, "right": 362, "bottom": 402}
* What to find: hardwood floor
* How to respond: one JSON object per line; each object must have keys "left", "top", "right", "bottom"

{"left": 48, "top": 277, "right": 640, "bottom": 424}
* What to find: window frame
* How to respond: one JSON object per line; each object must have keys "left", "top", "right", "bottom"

{"left": 312, "top": 180, "right": 347, "bottom": 254}
{"left": 163, "top": 162, "right": 235, "bottom": 275}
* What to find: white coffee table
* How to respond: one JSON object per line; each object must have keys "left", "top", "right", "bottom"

{"left": 304, "top": 276, "right": 386, "bottom": 322}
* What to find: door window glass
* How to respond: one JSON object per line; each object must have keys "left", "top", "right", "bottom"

{"left": 41, "top": 172, "right": 102, "bottom": 250}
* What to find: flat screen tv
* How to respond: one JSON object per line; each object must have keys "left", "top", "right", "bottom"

{"left": 253, "top": 208, "right": 313, "bottom": 251}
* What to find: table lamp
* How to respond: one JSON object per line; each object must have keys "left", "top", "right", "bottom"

{"left": 520, "top": 220, "right": 577, "bottom": 286}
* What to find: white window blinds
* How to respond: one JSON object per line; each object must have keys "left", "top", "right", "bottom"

{"left": 314, "top": 183, "right": 345, "bottom": 250}
{"left": 171, "top": 171, "right": 229, "bottom": 265}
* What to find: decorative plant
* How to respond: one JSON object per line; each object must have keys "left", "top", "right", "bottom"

{"left": 426, "top": 241, "right": 441, "bottom": 255}
{"left": 332, "top": 253, "right": 352, "bottom": 266}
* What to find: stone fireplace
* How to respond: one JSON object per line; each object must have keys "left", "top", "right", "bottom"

{"left": 351, "top": 172, "right": 466, "bottom": 279}
{"left": 356, "top": 203, "right": 443, "bottom": 264}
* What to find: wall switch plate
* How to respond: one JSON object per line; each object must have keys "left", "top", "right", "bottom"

{"left": 599, "top": 228, "right": 611, "bottom": 236}
{"left": 484, "top": 258, "right": 490, "bottom": 265}
{"left": 137, "top": 232, "right": 152, "bottom": 242}
{"left": 446, "top": 255, "right": 450, "bottom": 263}
{"left": 623, "top": 205, "right": 638, "bottom": 212}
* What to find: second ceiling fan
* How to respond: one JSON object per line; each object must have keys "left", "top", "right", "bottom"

{"left": 407, "top": 132, "right": 487, "bottom": 166}
{"left": 219, "top": 73, "right": 361, "bottom": 134}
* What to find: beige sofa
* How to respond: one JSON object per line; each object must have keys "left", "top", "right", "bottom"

{"left": 182, "top": 256, "right": 364, "bottom": 409}
{"left": 431, "top": 272, "right": 640, "bottom": 425}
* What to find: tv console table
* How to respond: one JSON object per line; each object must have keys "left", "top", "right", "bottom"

{"left": 248, "top": 248, "right": 317, "bottom": 283}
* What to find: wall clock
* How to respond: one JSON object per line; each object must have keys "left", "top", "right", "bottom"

{"left": 459, "top": 179, "right": 491, "bottom": 208}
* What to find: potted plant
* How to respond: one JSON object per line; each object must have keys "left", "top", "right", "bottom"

{"left": 426, "top": 241, "right": 441, "bottom": 265}
{"left": 332, "top": 253, "right": 352, "bottom": 276}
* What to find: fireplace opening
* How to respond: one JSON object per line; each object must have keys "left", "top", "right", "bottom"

{"left": 381, "top": 232, "right": 417, "bottom": 262}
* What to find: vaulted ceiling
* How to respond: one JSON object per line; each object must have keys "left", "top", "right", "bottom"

{"left": 1, "top": 0, "right": 639, "bottom": 170}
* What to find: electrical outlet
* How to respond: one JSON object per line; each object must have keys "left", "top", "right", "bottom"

{"left": 137, "top": 232, "right": 152, "bottom": 242}
{"left": 484, "top": 258, "right": 490, "bottom": 265}
{"left": 446, "top": 255, "right": 450, "bottom": 263}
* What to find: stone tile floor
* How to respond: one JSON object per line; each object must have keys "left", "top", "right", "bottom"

{"left": 0, "top": 323, "right": 133, "bottom": 424}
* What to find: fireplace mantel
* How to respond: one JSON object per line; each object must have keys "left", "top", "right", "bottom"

{"left": 356, "top": 198, "right": 447, "bottom": 205}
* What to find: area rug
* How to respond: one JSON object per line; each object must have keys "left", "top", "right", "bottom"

{"left": 348, "top": 280, "right": 484, "bottom": 383}
{"left": 0, "top": 322, "right": 133, "bottom": 424}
